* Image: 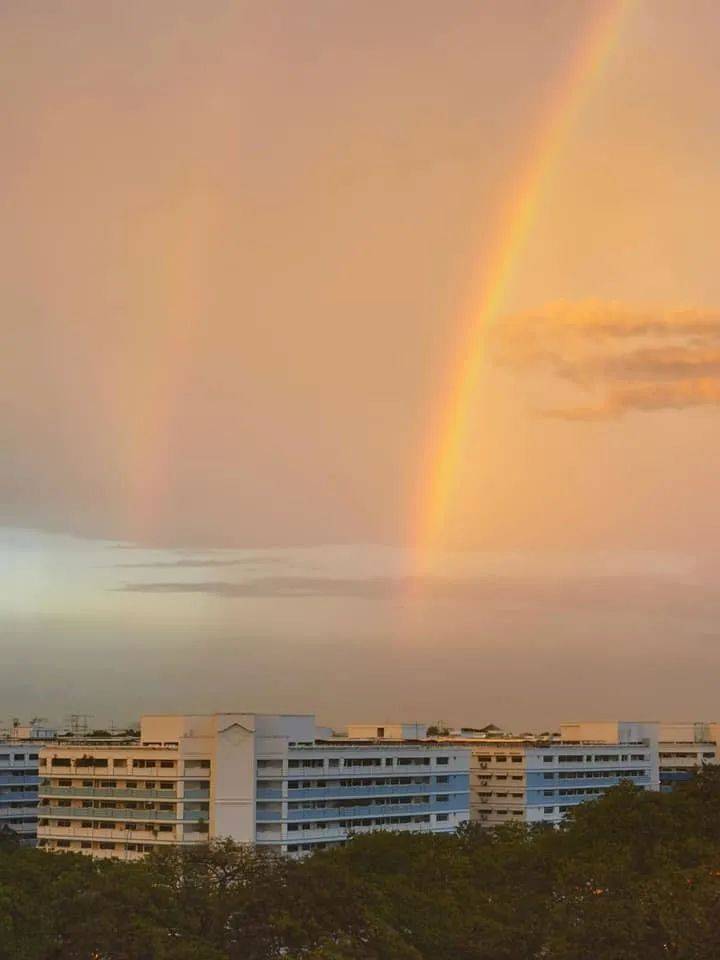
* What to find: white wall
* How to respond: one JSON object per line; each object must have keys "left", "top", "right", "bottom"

{"left": 212, "top": 716, "right": 257, "bottom": 843}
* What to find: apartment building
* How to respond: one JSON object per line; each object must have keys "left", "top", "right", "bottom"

{"left": 348, "top": 720, "right": 660, "bottom": 827}
{"left": 38, "top": 736, "right": 209, "bottom": 859}
{"left": 0, "top": 742, "right": 42, "bottom": 843}
{"left": 466, "top": 721, "right": 659, "bottom": 827}
{"left": 38, "top": 713, "right": 470, "bottom": 859}
{"left": 658, "top": 722, "right": 720, "bottom": 791}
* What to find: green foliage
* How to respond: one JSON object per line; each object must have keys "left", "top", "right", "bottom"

{"left": 3, "top": 772, "right": 720, "bottom": 958}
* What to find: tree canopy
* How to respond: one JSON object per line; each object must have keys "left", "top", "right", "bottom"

{"left": 2, "top": 770, "right": 720, "bottom": 958}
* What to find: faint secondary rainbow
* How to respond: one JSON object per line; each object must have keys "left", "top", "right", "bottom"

{"left": 411, "top": 0, "right": 635, "bottom": 572}
{"left": 102, "top": 183, "right": 217, "bottom": 542}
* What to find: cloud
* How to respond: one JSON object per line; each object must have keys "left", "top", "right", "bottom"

{"left": 120, "top": 576, "right": 417, "bottom": 598}
{"left": 116, "top": 572, "right": 717, "bottom": 611}
{"left": 554, "top": 347, "right": 720, "bottom": 385}
{"left": 545, "top": 379, "right": 720, "bottom": 420}
{"left": 495, "top": 302, "right": 720, "bottom": 418}
{"left": 114, "top": 556, "right": 287, "bottom": 569}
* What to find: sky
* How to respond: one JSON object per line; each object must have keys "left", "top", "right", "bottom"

{"left": 2, "top": 0, "right": 720, "bottom": 730}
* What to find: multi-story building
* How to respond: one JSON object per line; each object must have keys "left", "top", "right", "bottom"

{"left": 0, "top": 742, "right": 43, "bottom": 843}
{"left": 466, "top": 721, "right": 659, "bottom": 827}
{"left": 38, "top": 713, "right": 470, "bottom": 859}
{"left": 348, "top": 720, "right": 660, "bottom": 827}
{"left": 0, "top": 722, "right": 61, "bottom": 844}
{"left": 38, "top": 735, "right": 209, "bottom": 859}
{"left": 658, "top": 722, "right": 720, "bottom": 791}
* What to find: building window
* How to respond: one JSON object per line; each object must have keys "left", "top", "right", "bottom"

{"left": 436, "top": 813, "right": 449, "bottom": 822}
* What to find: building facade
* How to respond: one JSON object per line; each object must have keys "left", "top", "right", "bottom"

{"left": 348, "top": 720, "right": 660, "bottom": 827}
{"left": 658, "top": 722, "right": 720, "bottom": 791}
{"left": 467, "top": 721, "right": 659, "bottom": 827}
{"left": 38, "top": 713, "right": 470, "bottom": 859}
{"left": 0, "top": 742, "right": 43, "bottom": 843}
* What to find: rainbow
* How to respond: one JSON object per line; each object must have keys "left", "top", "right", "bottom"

{"left": 103, "top": 184, "right": 217, "bottom": 541}
{"left": 411, "top": 0, "right": 635, "bottom": 571}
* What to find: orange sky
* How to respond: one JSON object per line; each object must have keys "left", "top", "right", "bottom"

{"left": 2, "top": 0, "right": 720, "bottom": 725}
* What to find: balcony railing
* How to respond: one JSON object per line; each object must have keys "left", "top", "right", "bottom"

{"left": 40, "top": 803, "right": 209, "bottom": 823}
{"left": 39, "top": 826, "right": 178, "bottom": 842}
{"left": 0, "top": 806, "right": 39, "bottom": 819}
{"left": 281, "top": 783, "right": 468, "bottom": 802}
{"left": 256, "top": 798, "right": 463, "bottom": 823}
{"left": 285, "top": 763, "right": 437, "bottom": 779}
{"left": 41, "top": 786, "right": 178, "bottom": 800}
{"left": 39, "top": 805, "right": 178, "bottom": 822}
{"left": 0, "top": 776, "right": 40, "bottom": 788}
{"left": 0, "top": 791, "right": 39, "bottom": 804}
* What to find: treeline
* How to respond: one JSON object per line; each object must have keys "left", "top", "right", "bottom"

{"left": 2, "top": 771, "right": 720, "bottom": 959}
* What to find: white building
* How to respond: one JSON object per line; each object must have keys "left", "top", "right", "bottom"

{"left": 466, "top": 721, "right": 659, "bottom": 827}
{"left": 347, "top": 719, "right": 660, "bottom": 827}
{"left": 658, "top": 722, "right": 720, "bottom": 791}
{"left": 38, "top": 713, "right": 470, "bottom": 859}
